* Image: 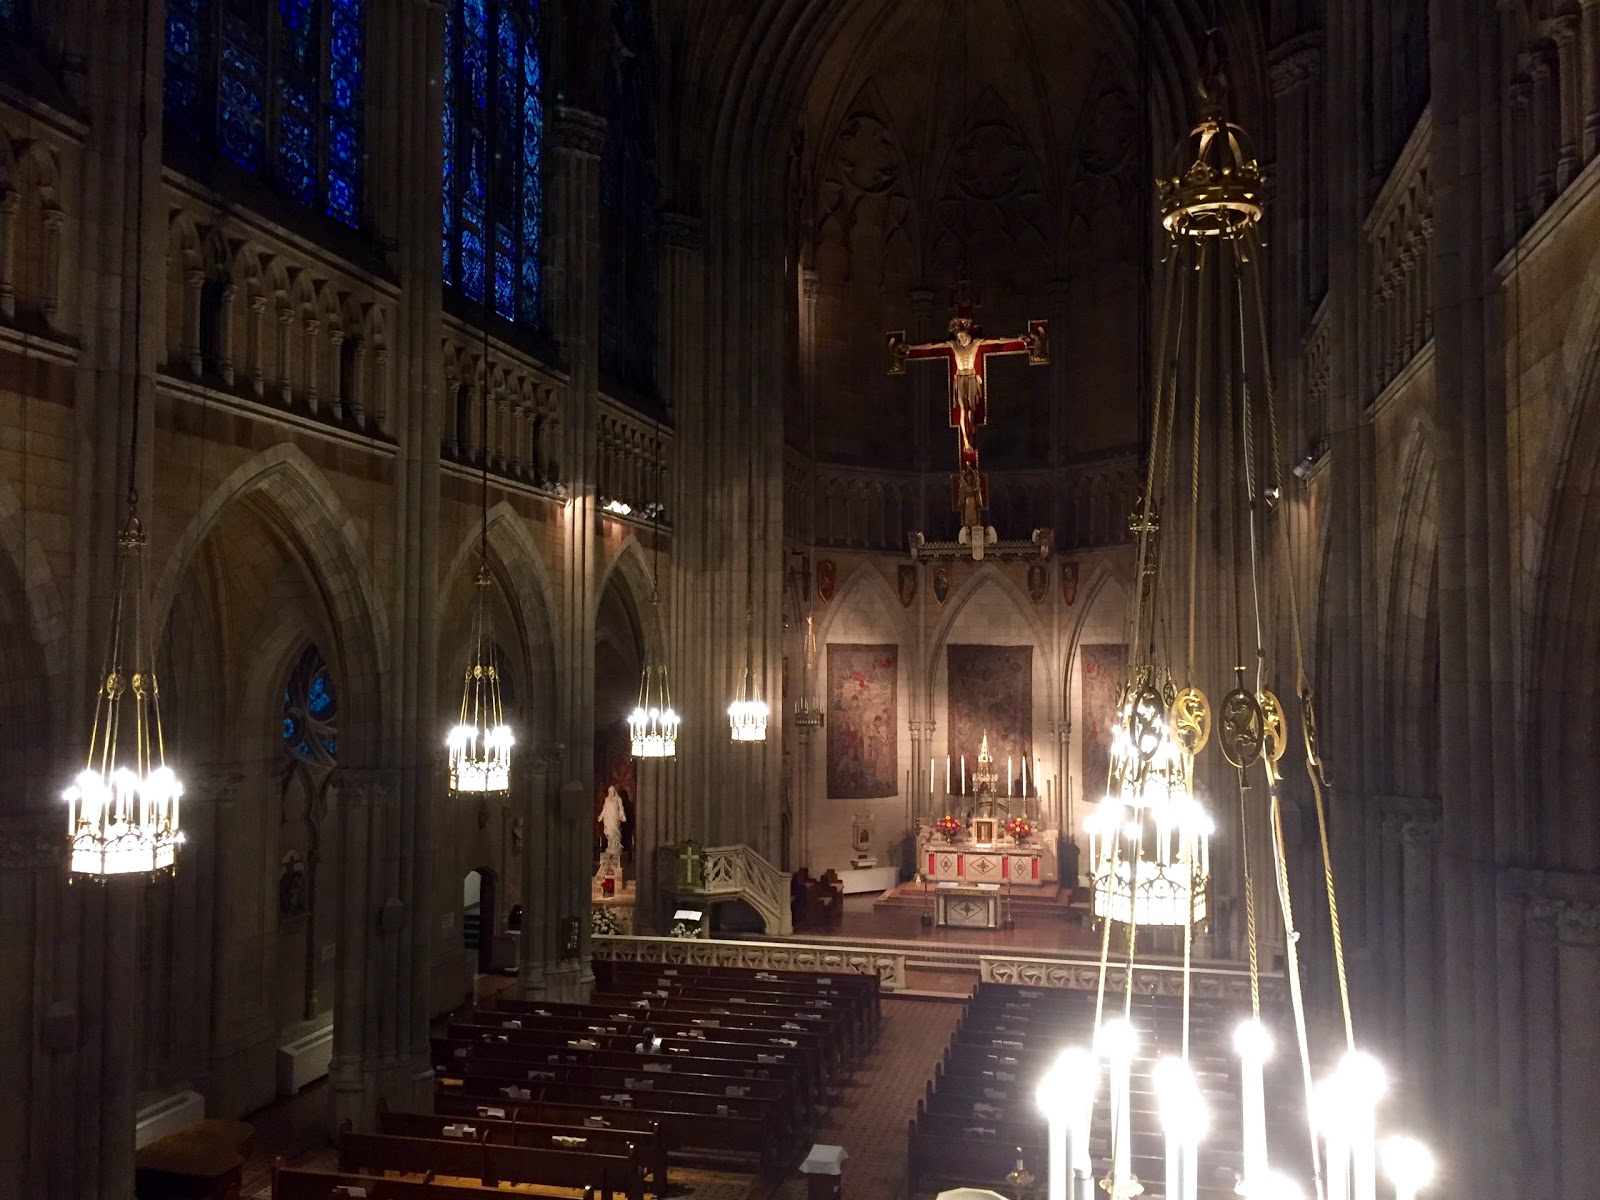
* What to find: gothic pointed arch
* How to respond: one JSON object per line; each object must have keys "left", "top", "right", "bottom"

{"left": 151, "top": 443, "right": 388, "bottom": 757}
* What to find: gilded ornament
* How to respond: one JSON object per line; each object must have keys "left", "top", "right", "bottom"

{"left": 1257, "top": 690, "right": 1287, "bottom": 762}
{"left": 1172, "top": 686, "right": 1211, "bottom": 756}
{"left": 1219, "top": 687, "right": 1264, "bottom": 770}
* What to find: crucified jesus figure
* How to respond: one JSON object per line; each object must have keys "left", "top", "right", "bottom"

{"left": 887, "top": 305, "right": 1048, "bottom": 559}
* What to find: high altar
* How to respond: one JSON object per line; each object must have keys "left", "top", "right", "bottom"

{"left": 919, "top": 734, "right": 1060, "bottom": 886}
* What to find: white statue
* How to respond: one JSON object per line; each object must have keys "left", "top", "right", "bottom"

{"left": 600, "top": 786, "right": 627, "bottom": 855}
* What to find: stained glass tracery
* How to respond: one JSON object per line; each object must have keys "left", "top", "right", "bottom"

{"left": 162, "top": 0, "right": 366, "bottom": 228}
{"left": 442, "top": 0, "right": 543, "bottom": 326}
{"left": 283, "top": 645, "right": 338, "bottom": 765}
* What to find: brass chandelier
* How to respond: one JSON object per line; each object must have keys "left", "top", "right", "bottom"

{"left": 630, "top": 422, "right": 679, "bottom": 758}
{"left": 1056, "top": 35, "right": 1436, "bottom": 1200}
{"left": 447, "top": 64, "right": 513, "bottom": 796}
{"left": 66, "top": 0, "right": 183, "bottom": 879}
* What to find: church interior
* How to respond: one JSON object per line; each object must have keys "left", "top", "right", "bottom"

{"left": 1, "top": 0, "right": 1597, "bottom": 1197}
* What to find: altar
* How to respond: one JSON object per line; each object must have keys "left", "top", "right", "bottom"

{"left": 934, "top": 882, "right": 1002, "bottom": 929}
{"left": 919, "top": 825, "right": 1058, "bottom": 887}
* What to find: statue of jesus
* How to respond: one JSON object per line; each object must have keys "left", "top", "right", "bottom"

{"left": 600, "top": 786, "right": 627, "bottom": 856}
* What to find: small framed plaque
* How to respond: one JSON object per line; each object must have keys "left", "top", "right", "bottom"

{"left": 971, "top": 817, "right": 997, "bottom": 846}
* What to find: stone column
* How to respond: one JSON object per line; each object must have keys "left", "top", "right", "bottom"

{"left": 1397, "top": 803, "right": 1440, "bottom": 1098}
{"left": 549, "top": 105, "right": 607, "bottom": 989}
{"left": 1530, "top": 56, "right": 1556, "bottom": 208}
{"left": 657, "top": 210, "right": 705, "bottom": 855}
{"left": 1550, "top": 16, "right": 1582, "bottom": 190}
{"left": 185, "top": 267, "right": 205, "bottom": 376}
{"left": 40, "top": 207, "right": 63, "bottom": 328}
{"left": 0, "top": 188, "right": 17, "bottom": 320}
{"left": 249, "top": 294, "right": 267, "bottom": 396}
{"left": 304, "top": 317, "right": 321, "bottom": 413}
{"left": 276, "top": 304, "right": 293, "bottom": 404}
{"left": 328, "top": 328, "right": 346, "bottom": 419}
{"left": 329, "top": 768, "right": 380, "bottom": 1131}
{"left": 217, "top": 283, "right": 237, "bottom": 387}
{"left": 1582, "top": 0, "right": 1600, "bottom": 161}
{"left": 1555, "top": 900, "right": 1600, "bottom": 1196}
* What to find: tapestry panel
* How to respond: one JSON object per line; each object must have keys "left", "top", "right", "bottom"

{"left": 826, "top": 644, "right": 899, "bottom": 798}
{"left": 946, "top": 644, "right": 1033, "bottom": 784}
{"left": 1080, "top": 643, "right": 1129, "bottom": 796}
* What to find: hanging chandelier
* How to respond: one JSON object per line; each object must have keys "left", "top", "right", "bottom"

{"left": 448, "top": 564, "right": 514, "bottom": 794}
{"left": 631, "top": 420, "right": 680, "bottom": 758}
{"left": 727, "top": 665, "right": 769, "bottom": 742}
{"left": 630, "top": 663, "right": 680, "bottom": 758}
{"left": 67, "top": 509, "right": 184, "bottom": 877}
{"left": 447, "top": 84, "right": 513, "bottom": 797}
{"left": 67, "top": 2, "right": 183, "bottom": 879}
{"left": 1048, "top": 33, "right": 1435, "bottom": 1200}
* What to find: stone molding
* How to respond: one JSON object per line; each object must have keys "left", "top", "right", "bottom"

{"left": 594, "top": 934, "right": 907, "bottom": 991}
{"left": 551, "top": 106, "right": 608, "bottom": 157}
{"left": 980, "top": 954, "right": 1285, "bottom": 1003}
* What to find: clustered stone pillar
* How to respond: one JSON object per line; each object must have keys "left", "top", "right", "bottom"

{"left": 532, "top": 104, "right": 607, "bottom": 996}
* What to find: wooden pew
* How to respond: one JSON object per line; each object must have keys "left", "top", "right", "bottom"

{"left": 451, "top": 1014, "right": 828, "bottom": 1109}
{"left": 375, "top": 1101, "right": 669, "bottom": 1197}
{"left": 597, "top": 960, "right": 881, "bottom": 1042}
{"left": 432, "top": 1032, "right": 818, "bottom": 1117}
{"left": 337, "top": 1126, "right": 645, "bottom": 1200}
{"left": 436, "top": 1079, "right": 780, "bottom": 1175}
{"left": 435, "top": 1054, "right": 801, "bottom": 1152}
{"left": 597, "top": 972, "right": 872, "bottom": 1055}
{"left": 272, "top": 1157, "right": 598, "bottom": 1199}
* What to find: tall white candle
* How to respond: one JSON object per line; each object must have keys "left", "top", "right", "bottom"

{"left": 1234, "top": 1019, "right": 1272, "bottom": 1188}
{"left": 961, "top": 756, "right": 966, "bottom": 794}
{"left": 946, "top": 756, "right": 951, "bottom": 793}
{"left": 929, "top": 756, "right": 934, "bottom": 796}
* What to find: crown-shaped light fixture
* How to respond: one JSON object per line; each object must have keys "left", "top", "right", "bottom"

{"left": 447, "top": 52, "right": 513, "bottom": 796}
{"left": 67, "top": 2, "right": 183, "bottom": 878}
{"left": 630, "top": 421, "right": 679, "bottom": 758}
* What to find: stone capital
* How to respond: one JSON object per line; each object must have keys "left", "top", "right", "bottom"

{"left": 660, "top": 211, "right": 704, "bottom": 251}
{"left": 550, "top": 106, "right": 608, "bottom": 157}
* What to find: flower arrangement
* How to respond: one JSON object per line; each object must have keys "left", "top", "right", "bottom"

{"left": 1005, "top": 815, "right": 1034, "bottom": 842}
{"left": 591, "top": 905, "right": 623, "bottom": 936}
{"left": 669, "top": 920, "right": 704, "bottom": 939}
{"left": 935, "top": 814, "right": 964, "bottom": 842}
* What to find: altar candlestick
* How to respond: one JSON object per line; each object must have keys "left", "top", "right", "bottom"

{"left": 1022, "top": 755, "right": 1029, "bottom": 794}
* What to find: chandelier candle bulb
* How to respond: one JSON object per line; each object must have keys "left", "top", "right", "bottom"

{"left": 1233, "top": 1019, "right": 1273, "bottom": 1187}
{"left": 1037, "top": 1048, "right": 1096, "bottom": 1200}
{"left": 1380, "top": 1136, "right": 1435, "bottom": 1200}
{"left": 1096, "top": 1019, "right": 1140, "bottom": 1194}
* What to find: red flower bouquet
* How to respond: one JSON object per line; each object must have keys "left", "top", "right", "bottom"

{"left": 1005, "top": 815, "right": 1034, "bottom": 842}
{"left": 935, "top": 815, "right": 964, "bottom": 843}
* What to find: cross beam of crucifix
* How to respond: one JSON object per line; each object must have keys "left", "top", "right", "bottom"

{"left": 886, "top": 284, "right": 1048, "bottom": 559}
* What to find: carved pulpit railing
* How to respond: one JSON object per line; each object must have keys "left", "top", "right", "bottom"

{"left": 656, "top": 842, "right": 794, "bottom": 936}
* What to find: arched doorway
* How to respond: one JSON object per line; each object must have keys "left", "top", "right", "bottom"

{"left": 462, "top": 867, "right": 497, "bottom": 977}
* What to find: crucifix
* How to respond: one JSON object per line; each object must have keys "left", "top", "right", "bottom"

{"left": 886, "top": 282, "right": 1048, "bottom": 560}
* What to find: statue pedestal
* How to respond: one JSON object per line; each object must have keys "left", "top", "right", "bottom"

{"left": 593, "top": 850, "right": 626, "bottom": 896}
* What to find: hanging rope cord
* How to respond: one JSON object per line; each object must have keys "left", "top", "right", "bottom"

{"left": 1243, "top": 222, "right": 1356, "bottom": 1054}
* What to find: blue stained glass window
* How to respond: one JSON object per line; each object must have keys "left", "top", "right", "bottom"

{"left": 326, "top": 0, "right": 364, "bottom": 225}
{"left": 165, "top": 0, "right": 206, "bottom": 135}
{"left": 443, "top": 0, "right": 543, "bottom": 326}
{"left": 283, "top": 646, "right": 337, "bottom": 767}
{"left": 163, "top": 1, "right": 365, "bottom": 228}
{"left": 0, "top": 0, "right": 22, "bottom": 33}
